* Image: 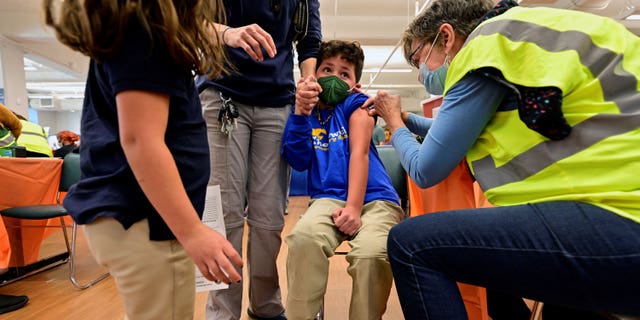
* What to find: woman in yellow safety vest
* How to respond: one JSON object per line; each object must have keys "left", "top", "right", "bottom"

{"left": 366, "top": 0, "right": 640, "bottom": 319}
{"left": 16, "top": 118, "right": 53, "bottom": 157}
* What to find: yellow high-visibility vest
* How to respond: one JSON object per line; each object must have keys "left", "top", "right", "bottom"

{"left": 445, "top": 7, "right": 640, "bottom": 223}
{"left": 17, "top": 120, "right": 53, "bottom": 157}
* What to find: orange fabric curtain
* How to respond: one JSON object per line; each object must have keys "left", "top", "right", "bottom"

{"left": 408, "top": 161, "right": 476, "bottom": 217}
{"left": 407, "top": 160, "right": 490, "bottom": 320}
{"left": 0, "top": 218, "right": 10, "bottom": 269}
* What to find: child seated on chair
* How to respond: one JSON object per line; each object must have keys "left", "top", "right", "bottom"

{"left": 281, "top": 40, "right": 404, "bottom": 320}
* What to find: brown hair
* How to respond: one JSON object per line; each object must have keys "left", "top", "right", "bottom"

{"left": 43, "top": 0, "right": 228, "bottom": 78}
{"left": 317, "top": 40, "right": 365, "bottom": 82}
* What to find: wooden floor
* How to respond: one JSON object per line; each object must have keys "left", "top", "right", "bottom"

{"left": 0, "top": 196, "right": 404, "bottom": 320}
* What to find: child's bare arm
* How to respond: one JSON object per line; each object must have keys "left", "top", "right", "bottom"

{"left": 116, "top": 90, "right": 243, "bottom": 284}
{"left": 332, "top": 107, "right": 374, "bottom": 236}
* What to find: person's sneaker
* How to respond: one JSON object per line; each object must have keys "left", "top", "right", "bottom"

{"left": 247, "top": 308, "right": 287, "bottom": 320}
{"left": 0, "top": 294, "right": 28, "bottom": 314}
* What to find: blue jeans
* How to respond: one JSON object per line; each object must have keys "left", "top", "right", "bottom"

{"left": 387, "top": 201, "right": 640, "bottom": 320}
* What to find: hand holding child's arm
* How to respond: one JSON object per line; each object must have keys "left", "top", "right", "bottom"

{"left": 116, "top": 90, "right": 243, "bottom": 284}
{"left": 372, "top": 91, "right": 405, "bottom": 135}
{"left": 295, "top": 76, "right": 321, "bottom": 116}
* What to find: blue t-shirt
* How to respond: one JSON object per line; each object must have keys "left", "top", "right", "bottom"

{"left": 195, "top": 0, "right": 322, "bottom": 107}
{"left": 63, "top": 21, "right": 210, "bottom": 241}
{"left": 281, "top": 93, "right": 399, "bottom": 205}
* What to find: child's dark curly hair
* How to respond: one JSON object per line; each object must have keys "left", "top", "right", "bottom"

{"left": 317, "top": 40, "right": 365, "bottom": 82}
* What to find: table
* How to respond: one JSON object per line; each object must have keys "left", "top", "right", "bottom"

{"left": 0, "top": 157, "right": 64, "bottom": 268}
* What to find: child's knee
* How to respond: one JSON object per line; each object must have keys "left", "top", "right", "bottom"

{"left": 287, "top": 230, "right": 337, "bottom": 258}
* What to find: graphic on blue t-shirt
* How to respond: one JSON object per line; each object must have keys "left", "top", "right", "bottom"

{"left": 312, "top": 126, "right": 348, "bottom": 151}
{"left": 312, "top": 128, "right": 329, "bottom": 150}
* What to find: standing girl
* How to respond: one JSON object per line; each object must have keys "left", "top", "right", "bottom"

{"left": 44, "top": 1, "right": 242, "bottom": 318}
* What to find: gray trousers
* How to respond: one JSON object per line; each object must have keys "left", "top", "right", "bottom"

{"left": 200, "top": 88, "right": 291, "bottom": 320}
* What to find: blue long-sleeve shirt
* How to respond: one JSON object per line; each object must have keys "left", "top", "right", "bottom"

{"left": 393, "top": 73, "right": 515, "bottom": 188}
{"left": 196, "top": 0, "right": 322, "bottom": 107}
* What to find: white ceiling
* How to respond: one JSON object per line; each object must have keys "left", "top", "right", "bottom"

{"left": 1, "top": 0, "right": 640, "bottom": 113}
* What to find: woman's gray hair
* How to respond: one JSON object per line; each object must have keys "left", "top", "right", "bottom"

{"left": 401, "top": 0, "right": 494, "bottom": 64}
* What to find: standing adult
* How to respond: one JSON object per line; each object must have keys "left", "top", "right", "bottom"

{"left": 366, "top": 0, "right": 640, "bottom": 319}
{"left": 195, "top": 1, "right": 321, "bottom": 319}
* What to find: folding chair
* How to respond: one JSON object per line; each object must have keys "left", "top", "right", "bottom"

{"left": 0, "top": 152, "right": 109, "bottom": 289}
{"left": 317, "top": 145, "right": 409, "bottom": 319}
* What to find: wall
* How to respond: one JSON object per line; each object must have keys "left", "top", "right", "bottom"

{"left": 0, "top": 38, "right": 28, "bottom": 117}
{"left": 37, "top": 110, "right": 81, "bottom": 138}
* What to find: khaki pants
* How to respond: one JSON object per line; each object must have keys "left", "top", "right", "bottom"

{"left": 84, "top": 218, "right": 194, "bottom": 320}
{"left": 285, "top": 198, "right": 403, "bottom": 320}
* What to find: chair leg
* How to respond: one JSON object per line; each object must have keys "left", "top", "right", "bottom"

{"left": 69, "top": 222, "right": 109, "bottom": 289}
{"left": 530, "top": 301, "right": 544, "bottom": 320}
{"left": 0, "top": 217, "right": 71, "bottom": 287}
{"left": 315, "top": 297, "right": 324, "bottom": 320}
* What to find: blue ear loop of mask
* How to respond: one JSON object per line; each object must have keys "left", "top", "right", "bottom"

{"left": 418, "top": 32, "right": 449, "bottom": 95}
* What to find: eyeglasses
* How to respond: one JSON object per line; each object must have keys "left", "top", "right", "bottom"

{"left": 408, "top": 42, "right": 425, "bottom": 69}
{"left": 410, "top": 33, "right": 441, "bottom": 69}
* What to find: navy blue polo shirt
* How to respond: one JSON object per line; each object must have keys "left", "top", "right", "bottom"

{"left": 63, "top": 21, "right": 210, "bottom": 241}
{"left": 196, "top": 0, "right": 322, "bottom": 107}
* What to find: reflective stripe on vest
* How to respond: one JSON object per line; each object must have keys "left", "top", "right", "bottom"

{"left": 0, "top": 128, "right": 16, "bottom": 148}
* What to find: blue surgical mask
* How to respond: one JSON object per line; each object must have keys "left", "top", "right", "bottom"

{"left": 419, "top": 61, "right": 448, "bottom": 95}
{"left": 417, "top": 32, "right": 449, "bottom": 95}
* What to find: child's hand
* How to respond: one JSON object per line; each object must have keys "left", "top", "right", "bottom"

{"left": 295, "top": 76, "right": 321, "bottom": 116}
{"left": 332, "top": 206, "right": 363, "bottom": 236}
{"left": 180, "top": 224, "right": 243, "bottom": 284}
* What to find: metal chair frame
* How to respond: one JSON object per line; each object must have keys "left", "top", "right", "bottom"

{"left": 0, "top": 153, "right": 109, "bottom": 289}
{"left": 317, "top": 145, "right": 409, "bottom": 319}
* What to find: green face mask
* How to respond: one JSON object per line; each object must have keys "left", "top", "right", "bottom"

{"left": 317, "top": 75, "right": 350, "bottom": 106}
